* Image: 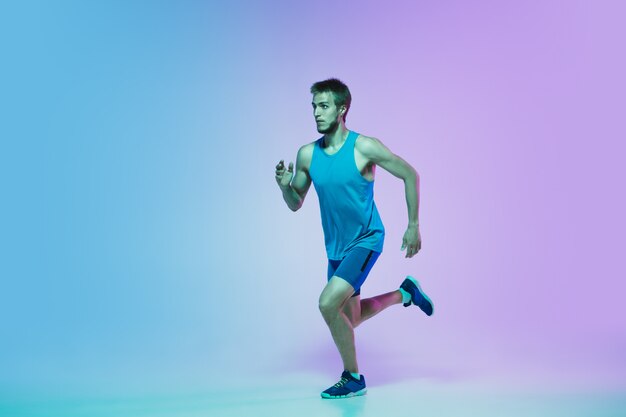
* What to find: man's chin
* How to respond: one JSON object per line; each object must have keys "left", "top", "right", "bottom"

{"left": 317, "top": 123, "right": 337, "bottom": 134}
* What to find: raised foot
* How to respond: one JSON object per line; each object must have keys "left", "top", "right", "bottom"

{"left": 400, "top": 276, "right": 434, "bottom": 316}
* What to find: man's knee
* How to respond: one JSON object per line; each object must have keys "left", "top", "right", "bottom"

{"left": 319, "top": 277, "right": 354, "bottom": 318}
{"left": 318, "top": 295, "right": 341, "bottom": 319}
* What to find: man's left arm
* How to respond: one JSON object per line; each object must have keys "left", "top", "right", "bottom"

{"left": 357, "top": 136, "right": 421, "bottom": 258}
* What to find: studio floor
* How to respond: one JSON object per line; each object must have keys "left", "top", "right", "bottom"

{"left": 3, "top": 373, "right": 625, "bottom": 417}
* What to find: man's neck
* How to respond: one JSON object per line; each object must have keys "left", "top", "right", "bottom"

{"left": 323, "top": 125, "right": 349, "bottom": 148}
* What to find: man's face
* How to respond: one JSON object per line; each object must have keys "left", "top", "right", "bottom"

{"left": 312, "top": 91, "right": 343, "bottom": 134}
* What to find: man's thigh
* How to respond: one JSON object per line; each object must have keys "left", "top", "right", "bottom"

{"left": 327, "top": 247, "right": 380, "bottom": 297}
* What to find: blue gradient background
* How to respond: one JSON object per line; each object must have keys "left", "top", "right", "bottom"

{"left": 1, "top": 0, "right": 625, "bottom": 403}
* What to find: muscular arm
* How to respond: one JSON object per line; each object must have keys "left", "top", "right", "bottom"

{"left": 277, "top": 144, "right": 313, "bottom": 211}
{"left": 357, "top": 136, "right": 421, "bottom": 257}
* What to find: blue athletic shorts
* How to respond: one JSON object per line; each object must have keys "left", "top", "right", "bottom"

{"left": 327, "top": 247, "right": 381, "bottom": 297}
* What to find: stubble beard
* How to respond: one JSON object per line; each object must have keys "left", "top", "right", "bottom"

{"left": 317, "top": 118, "right": 340, "bottom": 134}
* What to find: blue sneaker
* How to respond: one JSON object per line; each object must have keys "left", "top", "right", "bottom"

{"left": 400, "top": 276, "right": 434, "bottom": 316}
{"left": 321, "top": 371, "right": 367, "bottom": 399}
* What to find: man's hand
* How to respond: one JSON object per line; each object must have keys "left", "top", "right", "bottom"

{"left": 275, "top": 159, "right": 294, "bottom": 190}
{"left": 401, "top": 225, "right": 421, "bottom": 258}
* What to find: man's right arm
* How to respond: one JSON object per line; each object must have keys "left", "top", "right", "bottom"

{"left": 275, "top": 144, "right": 313, "bottom": 211}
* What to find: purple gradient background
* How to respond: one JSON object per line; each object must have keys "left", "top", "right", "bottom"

{"left": 1, "top": 0, "right": 625, "bottom": 400}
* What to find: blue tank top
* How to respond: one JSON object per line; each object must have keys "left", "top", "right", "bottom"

{"left": 309, "top": 130, "right": 385, "bottom": 260}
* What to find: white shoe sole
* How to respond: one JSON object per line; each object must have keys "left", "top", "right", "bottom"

{"left": 321, "top": 388, "right": 367, "bottom": 399}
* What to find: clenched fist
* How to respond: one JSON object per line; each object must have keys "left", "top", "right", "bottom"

{"left": 275, "top": 159, "right": 294, "bottom": 190}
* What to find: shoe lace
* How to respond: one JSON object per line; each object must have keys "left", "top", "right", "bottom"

{"left": 333, "top": 377, "right": 349, "bottom": 388}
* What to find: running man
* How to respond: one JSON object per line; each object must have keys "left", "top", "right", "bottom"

{"left": 275, "top": 78, "right": 434, "bottom": 399}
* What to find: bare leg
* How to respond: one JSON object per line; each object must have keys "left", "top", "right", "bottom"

{"left": 319, "top": 276, "right": 360, "bottom": 373}
{"left": 360, "top": 290, "right": 403, "bottom": 324}
{"left": 344, "top": 290, "right": 403, "bottom": 328}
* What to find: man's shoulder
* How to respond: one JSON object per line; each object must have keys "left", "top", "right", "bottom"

{"left": 296, "top": 141, "right": 317, "bottom": 166}
{"left": 301, "top": 140, "right": 317, "bottom": 150}
{"left": 355, "top": 134, "right": 382, "bottom": 155}
{"left": 355, "top": 133, "right": 378, "bottom": 144}
{"left": 298, "top": 141, "right": 316, "bottom": 156}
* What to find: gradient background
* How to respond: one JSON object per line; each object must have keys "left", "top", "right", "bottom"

{"left": 1, "top": 0, "right": 625, "bottom": 407}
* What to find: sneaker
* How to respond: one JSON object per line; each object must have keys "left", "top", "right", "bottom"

{"left": 321, "top": 371, "right": 367, "bottom": 399}
{"left": 400, "top": 276, "right": 434, "bottom": 316}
